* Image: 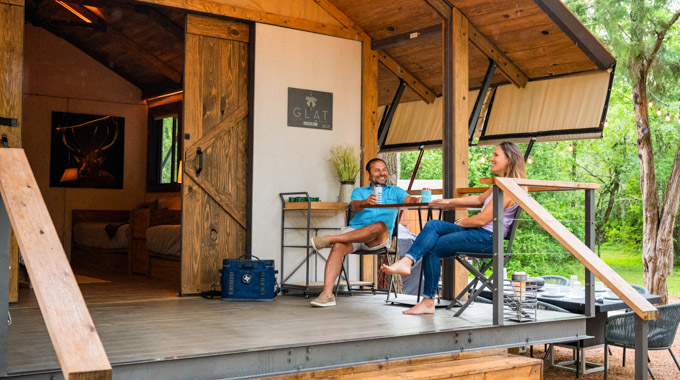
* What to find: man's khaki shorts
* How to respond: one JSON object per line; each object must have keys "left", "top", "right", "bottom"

{"left": 340, "top": 226, "right": 391, "bottom": 252}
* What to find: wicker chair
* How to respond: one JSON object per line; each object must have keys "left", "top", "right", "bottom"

{"left": 604, "top": 303, "right": 680, "bottom": 380}
{"left": 539, "top": 275, "right": 569, "bottom": 286}
{"left": 630, "top": 284, "right": 649, "bottom": 294}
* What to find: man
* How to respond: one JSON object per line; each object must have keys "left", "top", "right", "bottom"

{"left": 309, "top": 158, "right": 420, "bottom": 307}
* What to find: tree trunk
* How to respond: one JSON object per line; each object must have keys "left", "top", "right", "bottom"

{"left": 633, "top": 78, "right": 667, "bottom": 303}
{"left": 379, "top": 152, "right": 400, "bottom": 186}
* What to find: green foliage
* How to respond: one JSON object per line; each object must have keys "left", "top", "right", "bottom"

{"left": 400, "top": 149, "right": 443, "bottom": 179}
{"left": 329, "top": 145, "right": 361, "bottom": 182}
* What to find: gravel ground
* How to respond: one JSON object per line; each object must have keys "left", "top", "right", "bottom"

{"left": 532, "top": 296, "right": 680, "bottom": 379}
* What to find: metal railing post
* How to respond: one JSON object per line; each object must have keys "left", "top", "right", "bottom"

{"left": 492, "top": 185, "right": 504, "bottom": 326}
{"left": 0, "top": 200, "right": 10, "bottom": 376}
{"left": 635, "top": 316, "right": 649, "bottom": 379}
{"left": 584, "top": 189, "right": 595, "bottom": 317}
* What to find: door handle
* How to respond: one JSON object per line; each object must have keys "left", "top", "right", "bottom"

{"left": 196, "top": 147, "right": 203, "bottom": 176}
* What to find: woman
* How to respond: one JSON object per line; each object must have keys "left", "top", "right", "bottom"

{"left": 380, "top": 141, "right": 526, "bottom": 315}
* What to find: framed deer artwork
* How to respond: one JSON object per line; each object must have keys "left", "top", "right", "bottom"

{"left": 49, "top": 112, "right": 125, "bottom": 189}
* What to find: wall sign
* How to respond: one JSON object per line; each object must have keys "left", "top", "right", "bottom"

{"left": 287, "top": 87, "right": 333, "bottom": 130}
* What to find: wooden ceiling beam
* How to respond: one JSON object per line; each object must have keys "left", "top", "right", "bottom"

{"left": 135, "top": 0, "right": 363, "bottom": 41}
{"left": 313, "top": 0, "right": 436, "bottom": 104}
{"left": 467, "top": 21, "right": 528, "bottom": 88}
{"left": 31, "top": 17, "right": 146, "bottom": 89}
{"left": 311, "top": 0, "right": 370, "bottom": 40}
{"left": 61, "top": 1, "right": 182, "bottom": 83}
{"left": 424, "top": 0, "right": 452, "bottom": 20}
{"left": 372, "top": 24, "right": 441, "bottom": 50}
{"left": 145, "top": 7, "right": 183, "bottom": 41}
{"left": 377, "top": 51, "right": 436, "bottom": 104}
{"left": 423, "top": 1, "right": 528, "bottom": 88}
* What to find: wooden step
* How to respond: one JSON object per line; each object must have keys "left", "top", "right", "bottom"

{"left": 265, "top": 350, "right": 542, "bottom": 380}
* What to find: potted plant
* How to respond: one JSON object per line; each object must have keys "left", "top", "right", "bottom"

{"left": 329, "top": 144, "right": 360, "bottom": 203}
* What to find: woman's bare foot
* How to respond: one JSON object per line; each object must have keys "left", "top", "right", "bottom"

{"left": 380, "top": 257, "right": 413, "bottom": 276}
{"left": 403, "top": 299, "right": 435, "bottom": 315}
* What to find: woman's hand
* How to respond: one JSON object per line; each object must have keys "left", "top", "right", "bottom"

{"left": 430, "top": 198, "right": 456, "bottom": 208}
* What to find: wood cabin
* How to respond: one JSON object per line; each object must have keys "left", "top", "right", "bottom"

{"left": 0, "top": 1, "right": 660, "bottom": 379}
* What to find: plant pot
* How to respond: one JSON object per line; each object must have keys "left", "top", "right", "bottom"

{"left": 338, "top": 181, "right": 355, "bottom": 203}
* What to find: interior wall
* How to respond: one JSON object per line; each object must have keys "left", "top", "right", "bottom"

{"left": 252, "top": 24, "right": 362, "bottom": 283}
{"left": 22, "top": 25, "right": 148, "bottom": 256}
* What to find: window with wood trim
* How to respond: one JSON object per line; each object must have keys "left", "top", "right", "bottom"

{"left": 147, "top": 101, "right": 182, "bottom": 192}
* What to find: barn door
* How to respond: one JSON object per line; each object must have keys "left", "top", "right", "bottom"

{"left": 1, "top": 0, "right": 24, "bottom": 304}
{"left": 182, "top": 15, "right": 249, "bottom": 295}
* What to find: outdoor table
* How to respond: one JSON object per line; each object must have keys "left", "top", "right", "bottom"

{"left": 479, "top": 285, "right": 662, "bottom": 375}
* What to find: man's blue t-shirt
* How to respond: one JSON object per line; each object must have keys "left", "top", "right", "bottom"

{"left": 348, "top": 185, "right": 409, "bottom": 235}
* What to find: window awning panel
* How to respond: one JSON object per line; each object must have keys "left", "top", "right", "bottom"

{"left": 380, "top": 70, "right": 613, "bottom": 151}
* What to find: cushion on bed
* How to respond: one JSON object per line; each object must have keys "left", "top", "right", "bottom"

{"left": 73, "top": 222, "right": 130, "bottom": 250}
{"left": 146, "top": 224, "right": 181, "bottom": 257}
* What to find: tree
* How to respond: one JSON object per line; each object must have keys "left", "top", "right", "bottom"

{"left": 568, "top": 0, "right": 680, "bottom": 303}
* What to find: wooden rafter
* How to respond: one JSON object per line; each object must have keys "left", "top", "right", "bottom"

{"left": 372, "top": 24, "right": 441, "bottom": 50}
{"left": 378, "top": 51, "right": 436, "bottom": 104}
{"left": 423, "top": 1, "right": 528, "bottom": 88}
{"left": 31, "top": 17, "right": 146, "bottom": 89}
{"left": 467, "top": 21, "right": 528, "bottom": 88}
{"left": 424, "top": 0, "right": 451, "bottom": 20}
{"left": 136, "top": 0, "right": 363, "bottom": 41}
{"left": 313, "top": 0, "right": 436, "bottom": 104}
{"left": 61, "top": 1, "right": 182, "bottom": 83}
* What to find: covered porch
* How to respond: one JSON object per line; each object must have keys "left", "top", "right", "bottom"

{"left": 7, "top": 294, "right": 585, "bottom": 379}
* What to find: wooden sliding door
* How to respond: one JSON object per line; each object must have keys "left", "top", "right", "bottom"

{"left": 181, "top": 15, "right": 249, "bottom": 295}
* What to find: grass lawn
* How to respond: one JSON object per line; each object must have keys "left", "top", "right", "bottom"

{"left": 597, "top": 247, "right": 680, "bottom": 296}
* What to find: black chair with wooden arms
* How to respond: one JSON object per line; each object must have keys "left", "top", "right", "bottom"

{"left": 334, "top": 213, "right": 399, "bottom": 296}
{"left": 445, "top": 207, "right": 522, "bottom": 317}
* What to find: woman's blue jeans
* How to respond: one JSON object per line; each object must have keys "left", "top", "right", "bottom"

{"left": 404, "top": 220, "right": 493, "bottom": 299}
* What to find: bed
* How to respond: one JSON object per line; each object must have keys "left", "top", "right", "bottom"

{"left": 130, "top": 196, "right": 181, "bottom": 278}
{"left": 71, "top": 209, "right": 131, "bottom": 273}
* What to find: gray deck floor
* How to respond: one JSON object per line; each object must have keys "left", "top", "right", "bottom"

{"left": 7, "top": 294, "right": 585, "bottom": 377}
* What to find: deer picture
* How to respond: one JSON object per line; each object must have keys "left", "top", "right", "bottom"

{"left": 57, "top": 115, "right": 120, "bottom": 187}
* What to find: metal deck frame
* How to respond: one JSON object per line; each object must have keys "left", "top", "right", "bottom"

{"left": 5, "top": 316, "right": 586, "bottom": 380}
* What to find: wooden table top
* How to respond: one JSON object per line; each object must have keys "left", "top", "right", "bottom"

{"left": 364, "top": 202, "right": 465, "bottom": 210}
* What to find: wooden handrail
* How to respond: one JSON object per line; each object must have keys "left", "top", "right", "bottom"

{"left": 0, "top": 149, "right": 111, "bottom": 379}
{"left": 480, "top": 177, "right": 600, "bottom": 190}
{"left": 491, "top": 177, "right": 658, "bottom": 321}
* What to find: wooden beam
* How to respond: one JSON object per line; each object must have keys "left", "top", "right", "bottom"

{"left": 377, "top": 51, "right": 436, "bottom": 104}
{"left": 372, "top": 24, "right": 441, "bottom": 50}
{"left": 479, "top": 177, "right": 600, "bottom": 190}
{"left": 135, "top": 0, "right": 363, "bottom": 41}
{"left": 63, "top": 2, "right": 182, "bottom": 83}
{"left": 311, "top": 0, "right": 369, "bottom": 40}
{"left": 146, "top": 7, "right": 184, "bottom": 41}
{"left": 0, "top": 149, "right": 112, "bottom": 379}
{"left": 361, "top": 41, "right": 378, "bottom": 282}
{"left": 466, "top": 21, "right": 528, "bottom": 88}
{"left": 493, "top": 177, "right": 658, "bottom": 321}
{"left": 424, "top": 0, "right": 451, "bottom": 20}
{"left": 32, "top": 18, "right": 145, "bottom": 89}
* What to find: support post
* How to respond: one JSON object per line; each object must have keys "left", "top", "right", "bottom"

{"left": 442, "top": 7, "right": 469, "bottom": 300}
{"left": 492, "top": 185, "right": 504, "bottom": 326}
{"left": 584, "top": 189, "right": 595, "bottom": 317}
{"left": 635, "top": 316, "right": 649, "bottom": 380}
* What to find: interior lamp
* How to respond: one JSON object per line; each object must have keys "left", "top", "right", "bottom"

{"left": 480, "top": 154, "right": 486, "bottom": 163}
{"left": 657, "top": 107, "right": 663, "bottom": 116}
{"left": 568, "top": 143, "right": 573, "bottom": 152}
{"left": 59, "top": 168, "right": 79, "bottom": 183}
{"left": 604, "top": 119, "right": 609, "bottom": 127}
{"left": 649, "top": 100, "right": 654, "bottom": 107}
{"left": 177, "top": 160, "right": 183, "bottom": 183}
{"left": 527, "top": 156, "right": 533, "bottom": 165}
{"left": 666, "top": 112, "right": 672, "bottom": 122}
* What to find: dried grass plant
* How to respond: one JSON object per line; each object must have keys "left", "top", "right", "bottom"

{"left": 329, "top": 145, "right": 360, "bottom": 183}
